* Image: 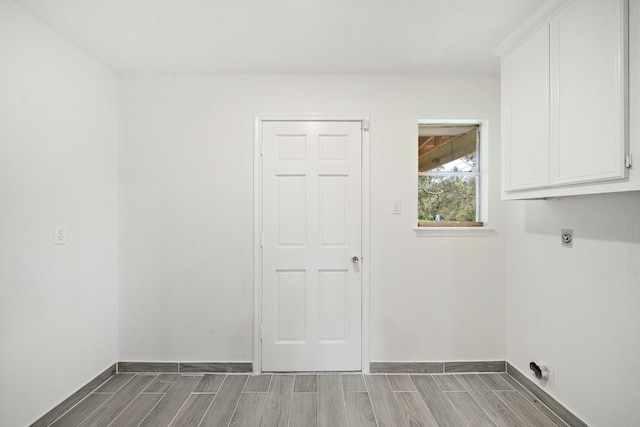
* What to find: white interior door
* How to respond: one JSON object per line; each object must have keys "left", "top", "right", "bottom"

{"left": 261, "top": 120, "right": 362, "bottom": 372}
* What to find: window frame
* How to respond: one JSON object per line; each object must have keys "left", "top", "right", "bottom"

{"left": 415, "top": 119, "right": 494, "bottom": 237}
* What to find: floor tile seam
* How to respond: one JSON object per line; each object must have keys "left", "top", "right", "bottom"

{"left": 195, "top": 388, "right": 218, "bottom": 427}
{"left": 165, "top": 381, "right": 205, "bottom": 426}
{"left": 458, "top": 374, "right": 525, "bottom": 427}
{"left": 501, "top": 373, "right": 570, "bottom": 427}
{"left": 432, "top": 374, "right": 457, "bottom": 393}
{"left": 244, "top": 373, "right": 263, "bottom": 393}
{"left": 469, "top": 379, "right": 536, "bottom": 425}
{"left": 192, "top": 375, "right": 233, "bottom": 427}
{"left": 193, "top": 375, "right": 223, "bottom": 394}
{"left": 137, "top": 389, "right": 171, "bottom": 427}
{"left": 285, "top": 385, "right": 296, "bottom": 427}
{"left": 133, "top": 392, "right": 166, "bottom": 427}
{"left": 97, "top": 373, "right": 137, "bottom": 394}
{"left": 249, "top": 391, "right": 269, "bottom": 427}
{"left": 293, "top": 374, "right": 317, "bottom": 393}
{"left": 497, "top": 381, "right": 569, "bottom": 427}
{"left": 360, "top": 375, "right": 380, "bottom": 427}
{"left": 104, "top": 375, "right": 159, "bottom": 427}
{"left": 264, "top": 373, "right": 273, "bottom": 392}
{"left": 165, "top": 388, "right": 197, "bottom": 427}
{"left": 393, "top": 381, "right": 438, "bottom": 427}
{"left": 426, "top": 375, "right": 472, "bottom": 427}
{"left": 491, "top": 387, "right": 538, "bottom": 427}
{"left": 382, "top": 374, "right": 395, "bottom": 392}
{"left": 45, "top": 392, "right": 111, "bottom": 427}
{"left": 476, "top": 373, "right": 514, "bottom": 392}
{"left": 221, "top": 377, "right": 250, "bottom": 427}
{"left": 104, "top": 393, "right": 143, "bottom": 427}
{"left": 244, "top": 374, "right": 273, "bottom": 394}
{"left": 47, "top": 373, "right": 120, "bottom": 427}
{"left": 141, "top": 376, "right": 198, "bottom": 427}
{"left": 76, "top": 389, "right": 121, "bottom": 427}
{"left": 338, "top": 376, "right": 351, "bottom": 427}
{"left": 448, "top": 375, "right": 497, "bottom": 427}
{"left": 315, "top": 387, "right": 321, "bottom": 427}
{"left": 339, "top": 374, "right": 347, "bottom": 393}
{"left": 381, "top": 371, "right": 413, "bottom": 424}
{"left": 340, "top": 374, "right": 364, "bottom": 393}
{"left": 161, "top": 374, "right": 188, "bottom": 395}
{"left": 443, "top": 394, "right": 474, "bottom": 427}
{"left": 141, "top": 375, "right": 181, "bottom": 393}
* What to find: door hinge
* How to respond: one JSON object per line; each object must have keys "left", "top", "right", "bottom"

{"left": 625, "top": 154, "right": 633, "bottom": 169}
{"left": 361, "top": 119, "right": 370, "bottom": 132}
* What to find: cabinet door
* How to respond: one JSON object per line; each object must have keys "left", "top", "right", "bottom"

{"left": 551, "top": 0, "right": 627, "bottom": 185}
{"left": 502, "top": 25, "right": 550, "bottom": 191}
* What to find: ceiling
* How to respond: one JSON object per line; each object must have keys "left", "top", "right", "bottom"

{"left": 13, "top": 0, "right": 541, "bottom": 74}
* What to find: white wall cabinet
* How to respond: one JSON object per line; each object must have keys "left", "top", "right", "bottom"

{"left": 502, "top": 25, "right": 550, "bottom": 191}
{"left": 499, "top": 0, "right": 634, "bottom": 199}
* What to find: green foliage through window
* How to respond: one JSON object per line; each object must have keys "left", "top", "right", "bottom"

{"left": 418, "top": 147, "right": 479, "bottom": 224}
{"left": 418, "top": 175, "right": 477, "bottom": 222}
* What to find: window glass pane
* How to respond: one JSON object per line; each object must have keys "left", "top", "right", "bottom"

{"left": 418, "top": 126, "right": 477, "bottom": 173}
{"left": 429, "top": 152, "right": 477, "bottom": 173}
{"left": 418, "top": 175, "right": 477, "bottom": 223}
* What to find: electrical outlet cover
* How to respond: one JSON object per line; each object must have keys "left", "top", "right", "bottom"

{"left": 561, "top": 229, "right": 573, "bottom": 248}
{"left": 54, "top": 226, "right": 67, "bottom": 245}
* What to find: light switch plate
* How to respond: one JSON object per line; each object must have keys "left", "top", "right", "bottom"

{"left": 392, "top": 200, "right": 402, "bottom": 214}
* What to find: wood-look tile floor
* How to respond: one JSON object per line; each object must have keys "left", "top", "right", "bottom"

{"left": 44, "top": 373, "right": 568, "bottom": 426}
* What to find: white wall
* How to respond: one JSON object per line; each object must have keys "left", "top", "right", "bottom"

{"left": 0, "top": 1, "right": 119, "bottom": 425}
{"left": 119, "top": 74, "right": 507, "bottom": 364}
{"left": 506, "top": 192, "right": 640, "bottom": 426}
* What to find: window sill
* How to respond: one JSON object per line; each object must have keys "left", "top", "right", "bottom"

{"left": 414, "top": 225, "right": 497, "bottom": 237}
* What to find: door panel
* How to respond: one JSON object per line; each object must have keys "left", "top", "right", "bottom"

{"left": 551, "top": 0, "right": 627, "bottom": 184}
{"left": 276, "top": 270, "right": 306, "bottom": 343}
{"left": 277, "top": 176, "right": 306, "bottom": 246}
{"left": 318, "top": 269, "right": 348, "bottom": 342}
{"left": 319, "top": 175, "right": 347, "bottom": 246}
{"left": 261, "top": 121, "right": 362, "bottom": 372}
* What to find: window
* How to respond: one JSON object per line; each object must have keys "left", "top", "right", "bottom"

{"left": 417, "top": 122, "right": 483, "bottom": 227}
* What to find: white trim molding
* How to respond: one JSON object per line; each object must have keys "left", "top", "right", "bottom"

{"left": 417, "top": 118, "right": 491, "bottom": 231}
{"left": 414, "top": 227, "right": 497, "bottom": 237}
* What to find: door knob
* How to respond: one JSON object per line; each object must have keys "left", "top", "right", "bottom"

{"left": 351, "top": 256, "right": 359, "bottom": 263}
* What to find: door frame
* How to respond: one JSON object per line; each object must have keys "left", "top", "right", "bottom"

{"left": 253, "top": 113, "right": 371, "bottom": 374}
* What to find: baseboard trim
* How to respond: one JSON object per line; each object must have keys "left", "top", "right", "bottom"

{"left": 506, "top": 362, "right": 586, "bottom": 427}
{"left": 370, "top": 360, "right": 506, "bottom": 374}
{"left": 180, "top": 362, "right": 253, "bottom": 373}
{"left": 370, "top": 362, "right": 443, "bottom": 373}
{"left": 117, "top": 361, "right": 253, "bottom": 373}
{"left": 30, "top": 363, "right": 116, "bottom": 427}
{"left": 118, "top": 362, "right": 178, "bottom": 373}
{"left": 444, "top": 361, "right": 506, "bottom": 373}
